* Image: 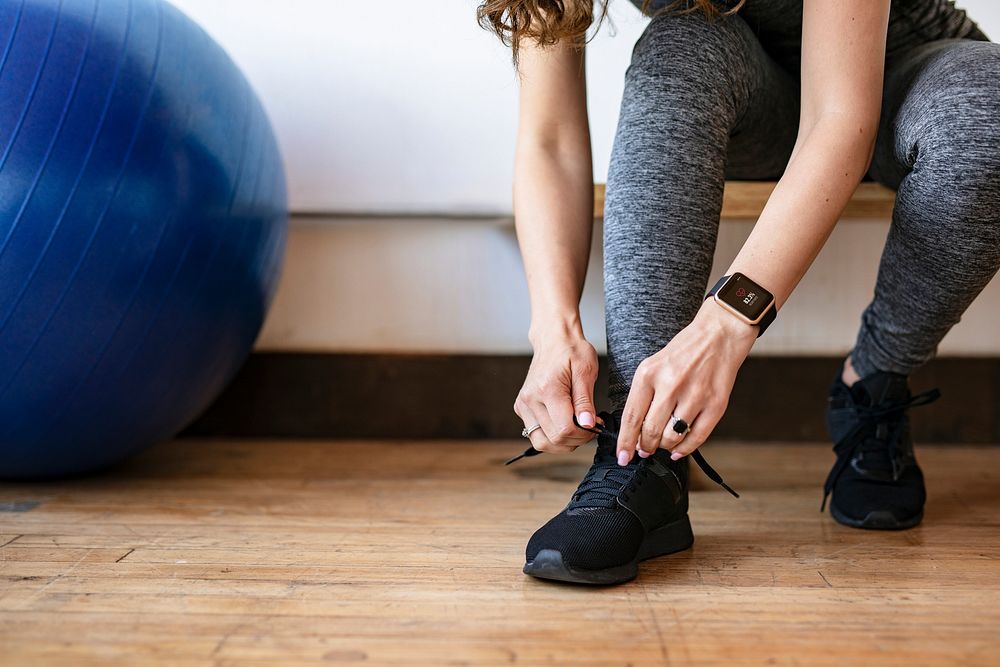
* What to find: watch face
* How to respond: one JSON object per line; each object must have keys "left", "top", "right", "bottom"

{"left": 717, "top": 273, "right": 773, "bottom": 323}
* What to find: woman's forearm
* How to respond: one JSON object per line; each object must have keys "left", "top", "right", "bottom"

{"left": 727, "top": 113, "right": 878, "bottom": 308}
{"left": 514, "top": 140, "right": 594, "bottom": 344}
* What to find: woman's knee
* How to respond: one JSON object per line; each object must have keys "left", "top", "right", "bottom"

{"left": 898, "top": 41, "right": 1000, "bottom": 194}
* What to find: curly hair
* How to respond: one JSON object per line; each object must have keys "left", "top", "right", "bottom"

{"left": 478, "top": 1, "right": 745, "bottom": 63}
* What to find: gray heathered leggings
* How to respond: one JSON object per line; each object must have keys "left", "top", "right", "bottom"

{"left": 604, "top": 5, "right": 1000, "bottom": 408}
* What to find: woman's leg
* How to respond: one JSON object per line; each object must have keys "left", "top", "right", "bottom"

{"left": 824, "top": 38, "right": 998, "bottom": 530}
{"left": 604, "top": 10, "right": 799, "bottom": 409}
{"left": 850, "top": 39, "right": 1000, "bottom": 378}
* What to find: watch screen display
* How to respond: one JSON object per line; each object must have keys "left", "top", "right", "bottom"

{"left": 717, "top": 273, "right": 773, "bottom": 322}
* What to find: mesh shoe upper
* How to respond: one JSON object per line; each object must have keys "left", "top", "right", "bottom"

{"left": 525, "top": 505, "right": 646, "bottom": 571}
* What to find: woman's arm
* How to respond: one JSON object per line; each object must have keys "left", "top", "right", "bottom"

{"left": 616, "top": 0, "right": 892, "bottom": 463}
{"left": 512, "top": 41, "right": 601, "bottom": 451}
{"left": 727, "top": 0, "right": 891, "bottom": 307}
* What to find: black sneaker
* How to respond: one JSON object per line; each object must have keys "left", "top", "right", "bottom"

{"left": 506, "top": 410, "right": 737, "bottom": 585}
{"left": 823, "top": 369, "right": 940, "bottom": 530}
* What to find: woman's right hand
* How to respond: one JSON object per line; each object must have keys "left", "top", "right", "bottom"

{"left": 513, "top": 329, "right": 599, "bottom": 454}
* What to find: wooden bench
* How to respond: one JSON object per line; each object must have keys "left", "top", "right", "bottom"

{"left": 593, "top": 181, "right": 896, "bottom": 219}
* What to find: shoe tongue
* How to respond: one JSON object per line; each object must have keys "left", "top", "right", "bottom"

{"left": 593, "top": 440, "right": 618, "bottom": 465}
{"left": 596, "top": 410, "right": 623, "bottom": 443}
{"left": 850, "top": 372, "right": 910, "bottom": 468}
{"left": 593, "top": 412, "right": 623, "bottom": 464}
{"left": 851, "top": 371, "right": 909, "bottom": 406}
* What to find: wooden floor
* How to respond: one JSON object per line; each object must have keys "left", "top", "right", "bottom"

{"left": 1, "top": 439, "right": 999, "bottom": 666}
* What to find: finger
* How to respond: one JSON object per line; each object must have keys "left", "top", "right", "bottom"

{"left": 669, "top": 399, "right": 727, "bottom": 459}
{"left": 544, "top": 391, "right": 590, "bottom": 448}
{"left": 638, "top": 393, "right": 676, "bottom": 459}
{"left": 617, "top": 374, "right": 654, "bottom": 466}
{"left": 530, "top": 399, "right": 578, "bottom": 453}
{"left": 528, "top": 424, "right": 570, "bottom": 453}
{"left": 516, "top": 402, "right": 558, "bottom": 453}
{"left": 660, "top": 400, "right": 696, "bottom": 452}
{"left": 569, "top": 358, "right": 598, "bottom": 428}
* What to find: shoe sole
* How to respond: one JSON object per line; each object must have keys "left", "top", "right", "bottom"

{"left": 830, "top": 503, "right": 923, "bottom": 530}
{"left": 522, "top": 515, "right": 694, "bottom": 585}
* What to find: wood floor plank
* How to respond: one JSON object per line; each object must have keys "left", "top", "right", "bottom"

{"left": 1, "top": 440, "right": 999, "bottom": 665}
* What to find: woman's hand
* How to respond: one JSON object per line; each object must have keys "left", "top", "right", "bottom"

{"left": 615, "top": 299, "right": 758, "bottom": 465}
{"left": 514, "top": 326, "right": 600, "bottom": 454}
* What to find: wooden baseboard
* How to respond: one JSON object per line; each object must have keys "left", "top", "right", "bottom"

{"left": 183, "top": 354, "right": 999, "bottom": 443}
{"left": 594, "top": 181, "right": 897, "bottom": 220}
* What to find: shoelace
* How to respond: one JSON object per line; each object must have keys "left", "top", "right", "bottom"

{"left": 568, "top": 453, "right": 645, "bottom": 508}
{"left": 506, "top": 414, "right": 739, "bottom": 499}
{"left": 821, "top": 387, "right": 940, "bottom": 511}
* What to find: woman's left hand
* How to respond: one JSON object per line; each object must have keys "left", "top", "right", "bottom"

{"left": 615, "top": 298, "right": 760, "bottom": 466}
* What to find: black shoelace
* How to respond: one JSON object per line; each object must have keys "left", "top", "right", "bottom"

{"left": 821, "top": 387, "right": 940, "bottom": 511}
{"left": 506, "top": 415, "right": 739, "bottom": 500}
{"left": 568, "top": 452, "right": 647, "bottom": 509}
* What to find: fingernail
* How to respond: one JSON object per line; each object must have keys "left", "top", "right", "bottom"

{"left": 579, "top": 411, "right": 595, "bottom": 428}
{"left": 617, "top": 450, "right": 630, "bottom": 466}
{"left": 671, "top": 451, "right": 683, "bottom": 461}
{"left": 637, "top": 448, "right": 650, "bottom": 458}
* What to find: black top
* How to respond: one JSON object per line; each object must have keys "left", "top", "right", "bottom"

{"left": 628, "top": 0, "right": 989, "bottom": 75}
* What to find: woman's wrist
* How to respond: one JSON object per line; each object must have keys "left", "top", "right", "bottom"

{"left": 528, "top": 311, "right": 585, "bottom": 347}
{"left": 695, "top": 297, "right": 759, "bottom": 345}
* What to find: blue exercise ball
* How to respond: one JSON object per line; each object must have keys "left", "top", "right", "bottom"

{"left": 0, "top": 0, "right": 287, "bottom": 478}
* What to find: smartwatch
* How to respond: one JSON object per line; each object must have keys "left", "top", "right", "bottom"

{"left": 704, "top": 272, "right": 777, "bottom": 337}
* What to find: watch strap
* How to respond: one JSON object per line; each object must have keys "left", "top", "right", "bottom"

{"left": 755, "top": 298, "right": 777, "bottom": 336}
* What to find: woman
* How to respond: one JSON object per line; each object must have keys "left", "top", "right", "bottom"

{"left": 480, "top": 0, "right": 998, "bottom": 585}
